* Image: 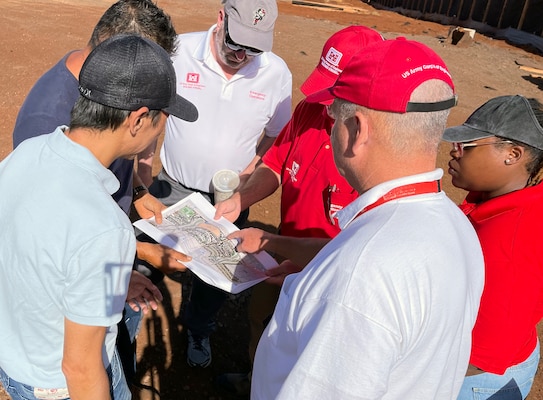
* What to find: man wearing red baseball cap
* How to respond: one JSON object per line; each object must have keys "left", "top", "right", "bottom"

{"left": 217, "top": 25, "right": 383, "bottom": 262}
{"left": 213, "top": 25, "right": 382, "bottom": 395}
{"left": 251, "top": 38, "right": 485, "bottom": 399}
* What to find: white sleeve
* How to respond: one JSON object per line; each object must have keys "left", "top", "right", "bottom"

{"left": 264, "top": 66, "right": 292, "bottom": 137}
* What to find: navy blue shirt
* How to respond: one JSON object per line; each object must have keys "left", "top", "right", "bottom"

{"left": 12, "top": 52, "right": 133, "bottom": 214}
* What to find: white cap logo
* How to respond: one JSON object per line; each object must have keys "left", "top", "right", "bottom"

{"left": 320, "top": 46, "right": 343, "bottom": 76}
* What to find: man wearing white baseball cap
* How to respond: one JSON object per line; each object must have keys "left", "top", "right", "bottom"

{"left": 144, "top": 0, "right": 292, "bottom": 369}
{"left": 212, "top": 25, "right": 383, "bottom": 396}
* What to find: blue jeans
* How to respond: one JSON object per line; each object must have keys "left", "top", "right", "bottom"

{"left": 0, "top": 348, "right": 131, "bottom": 400}
{"left": 116, "top": 303, "right": 143, "bottom": 385}
{"left": 457, "top": 341, "right": 540, "bottom": 400}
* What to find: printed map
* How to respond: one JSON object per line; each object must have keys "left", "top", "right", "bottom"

{"left": 134, "top": 193, "right": 276, "bottom": 293}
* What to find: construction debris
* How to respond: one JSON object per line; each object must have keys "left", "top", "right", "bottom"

{"left": 449, "top": 27, "right": 476, "bottom": 47}
{"left": 518, "top": 65, "right": 543, "bottom": 77}
{"left": 291, "top": 0, "right": 375, "bottom": 14}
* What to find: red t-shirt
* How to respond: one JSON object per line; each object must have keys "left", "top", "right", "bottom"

{"left": 262, "top": 100, "right": 358, "bottom": 238}
{"left": 460, "top": 184, "right": 543, "bottom": 374}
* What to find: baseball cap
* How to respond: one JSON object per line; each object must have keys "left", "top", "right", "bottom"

{"left": 78, "top": 34, "right": 198, "bottom": 122}
{"left": 306, "top": 37, "right": 457, "bottom": 113}
{"left": 300, "top": 26, "right": 383, "bottom": 98}
{"left": 223, "top": 0, "right": 277, "bottom": 52}
{"left": 443, "top": 95, "right": 543, "bottom": 150}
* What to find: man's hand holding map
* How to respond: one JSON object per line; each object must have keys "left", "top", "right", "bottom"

{"left": 133, "top": 193, "right": 276, "bottom": 294}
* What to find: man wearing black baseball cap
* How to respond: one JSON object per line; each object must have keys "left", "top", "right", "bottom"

{"left": 0, "top": 34, "right": 196, "bottom": 400}
{"left": 10, "top": 2, "right": 196, "bottom": 389}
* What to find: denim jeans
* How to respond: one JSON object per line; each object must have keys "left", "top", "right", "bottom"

{"left": 457, "top": 341, "right": 540, "bottom": 400}
{"left": 116, "top": 302, "right": 143, "bottom": 385}
{"left": 0, "top": 348, "right": 131, "bottom": 400}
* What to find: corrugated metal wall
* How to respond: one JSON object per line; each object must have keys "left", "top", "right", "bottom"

{"left": 371, "top": 0, "right": 543, "bottom": 36}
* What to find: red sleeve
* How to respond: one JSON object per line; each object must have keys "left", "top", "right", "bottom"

{"left": 262, "top": 100, "right": 306, "bottom": 175}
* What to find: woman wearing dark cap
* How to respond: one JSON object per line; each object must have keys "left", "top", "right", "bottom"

{"left": 444, "top": 95, "right": 543, "bottom": 399}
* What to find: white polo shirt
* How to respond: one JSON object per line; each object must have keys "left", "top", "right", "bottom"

{"left": 160, "top": 26, "right": 292, "bottom": 192}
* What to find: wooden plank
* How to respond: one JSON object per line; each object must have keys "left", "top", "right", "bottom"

{"left": 291, "top": 0, "right": 371, "bottom": 13}
{"left": 292, "top": 1, "right": 344, "bottom": 10}
{"left": 519, "top": 65, "right": 543, "bottom": 76}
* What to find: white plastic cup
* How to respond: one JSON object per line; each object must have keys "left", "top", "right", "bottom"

{"left": 212, "top": 169, "right": 240, "bottom": 203}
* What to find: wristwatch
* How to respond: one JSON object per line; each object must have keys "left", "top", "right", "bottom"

{"left": 133, "top": 185, "right": 148, "bottom": 201}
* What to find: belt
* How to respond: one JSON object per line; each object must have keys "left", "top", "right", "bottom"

{"left": 465, "top": 364, "right": 485, "bottom": 376}
{"left": 162, "top": 168, "right": 212, "bottom": 198}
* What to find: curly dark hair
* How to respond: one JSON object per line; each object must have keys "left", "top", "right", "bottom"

{"left": 89, "top": 0, "right": 177, "bottom": 55}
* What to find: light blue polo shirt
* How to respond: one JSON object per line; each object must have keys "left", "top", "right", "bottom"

{"left": 0, "top": 127, "right": 136, "bottom": 388}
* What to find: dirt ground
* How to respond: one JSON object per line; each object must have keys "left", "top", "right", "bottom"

{"left": 1, "top": 0, "right": 543, "bottom": 399}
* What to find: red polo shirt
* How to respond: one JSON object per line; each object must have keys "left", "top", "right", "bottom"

{"left": 460, "top": 184, "right": 543, "bottom": 374}
{"left": 262, "top": 100, "right": 358, "bottom": 238}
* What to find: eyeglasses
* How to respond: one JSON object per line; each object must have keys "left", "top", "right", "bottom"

{"left": 451, "top": 140, "right": 513, "bottom": 157}
{"left": 223, "top": 15, "right": 263, "bottom": 57}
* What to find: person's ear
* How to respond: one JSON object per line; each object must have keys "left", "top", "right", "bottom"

{"left": 504, "top": 145, "right": 524, "bottom": 165}
{"left": 217, "top": 8, "right": 225, "bottom": 28}
{"left": 128, "top": 107, "right": 150, "bottom": 137}
{"left": 349, "top": 111, "right": 369, "bottom": 155}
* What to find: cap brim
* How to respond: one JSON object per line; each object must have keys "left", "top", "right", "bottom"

{"left": 228, "top": 20, "right": 272, "bottom": 52}
{"left": 305, "top": 86, "right": 335, "bottom": 105}
{"left": 300, "top": 67, "right": 336, "bottom": 97}
{"left": 442, "top": 124, "right": 494, "bottom": 143}
{"left": 164, "top": 95, "right": 198, "bottom": 122}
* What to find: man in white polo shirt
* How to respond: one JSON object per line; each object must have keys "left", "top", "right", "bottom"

{"left": 145, "top": 0, "right": 292, "bottom": 368}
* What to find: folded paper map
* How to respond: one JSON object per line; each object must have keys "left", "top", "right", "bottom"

{"left": 133, "top": 193, "right": 277, "bottom": 294}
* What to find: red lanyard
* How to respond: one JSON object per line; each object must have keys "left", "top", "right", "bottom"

{"left": 352, "top": 180, "right": 442, "bottom": 220}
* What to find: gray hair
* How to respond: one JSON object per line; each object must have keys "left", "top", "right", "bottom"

{"left": 334, "top": 79, "right": 454, "bottom": 156}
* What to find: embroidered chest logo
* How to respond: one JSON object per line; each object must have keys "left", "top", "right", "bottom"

{"left": 186, "top": 73, "right": 200, "bottom": 83}
{"left": 286, "top": 161, "right": 299, "bottom": 182}
{"left": 253, "top": 8, "right": 266, "bottom": 25}
{"left": 182, "top": 73, "right": 204, "bottom": 90}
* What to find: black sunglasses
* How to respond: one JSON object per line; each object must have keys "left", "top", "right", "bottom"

{"left": 223, "top": 15, "right": 263, "bottom": 56}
